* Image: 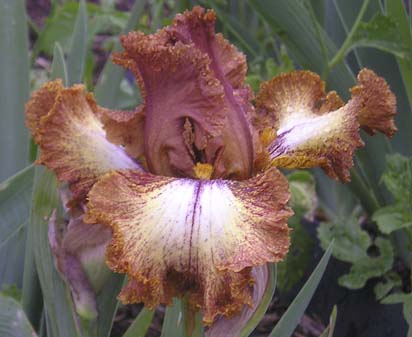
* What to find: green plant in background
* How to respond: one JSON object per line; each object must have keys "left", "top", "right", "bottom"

{"left": 0, "top": 0, "right": 410, "bottom": 337}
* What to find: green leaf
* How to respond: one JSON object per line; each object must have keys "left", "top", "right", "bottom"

{"left": 202, "top": 1, "right": 261, "bottom": 59}
{"left": 30, "top": 167, "right": 82, "bottom": 337}
{"left": 51, "top": 43, "right": 68, "bottom": 85}
{"left": 269, "top": 241, "right": 333, "bottom": 337}
{"left": 373, "top": 204, "right": 412, "bottom": 234}
{"left": 318, "top": 212, "right": 394, "bottom": 289}
{"left": 318, "top": 213, "right": 370, "bottom": 263}
{"left": 0, "top": 165, "right": 34, "bottom": 287}
{"left": 278, "top": 171, "right": 315, "bottom": 292}
{"left": 21, "top": 42, "right": 69, "bottom": 332}
{"left": 319, "top": 305, "right": 337, "bottom": 337}
{"left": 0, "top": 0, "right": 29, "bottom": 181}
{"left": 161, "top": 299, "right": 187, "bottom": 337}
{"left": 96, "top": 273, "right": 124, "bottom": 337}
{"left": 381, "top": 154, "right": 412, "bottom": 201}
{"left": 248, "top": 0, "right": 355, "bottom": 93}
{"left": 0, "top": 293, "right": 37, "bottom": 337}
{"left": 32, "top": 2, "right": 128, "bottom": 57}
{"left": 350, "top": 14, "right": 409, "bottom": 58}
{"left": 338, "top": 237, "right": 393, "bottom": 289}
{"left": 122, "top": 308, "right": 154, "bottom": 337}
{"left": 372, "top": 154, "right": 412, "bottom": 234}
{"left": 67, "top": 0, "right": 88, "bottom": 85}
{"left": 374, "top": 273, "right": 402, "bottom": 301}
{"left": 288, "top": 171, "right": 317, "bottom": 215}
{"left": 386, "top": 0, "right": 412, "bottom": 109}
{"left": 94, "top": 0, "right": 145, "bottom": 108}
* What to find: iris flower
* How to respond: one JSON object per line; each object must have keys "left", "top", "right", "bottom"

{"left": 26, "top": 6, "right": 396, "bottom": 327}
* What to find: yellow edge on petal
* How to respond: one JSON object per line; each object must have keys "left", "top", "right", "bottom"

{"left": 85, "top": 168, "right": 292, "bottom": 324}
{"left": 255, "top": 69, "right": 397, "bottom": 182}
{"left": 26, "top": 81, "right": 141, "bottom": 203}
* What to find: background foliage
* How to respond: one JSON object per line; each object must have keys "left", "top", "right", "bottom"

{"left": 0, "top": 0, "right": 411, "bottom": 336}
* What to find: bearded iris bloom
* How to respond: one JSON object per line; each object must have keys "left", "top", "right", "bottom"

{"left": 26, "top": 6, "right": 396, "bottom": 327}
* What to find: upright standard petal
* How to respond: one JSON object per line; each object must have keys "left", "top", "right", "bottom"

{"left": 255, "top": 69, "right": 397, "bottom": 182}
{"left": 85, "top": 168, "right": 292, "bottom": 324}
{"left": 26, "top": 81, "right": 141, "bottom": 202}
{"left": 113, "top": 7, "right": 255, "bottom": 180}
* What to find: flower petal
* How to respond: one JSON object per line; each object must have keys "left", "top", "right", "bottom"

{"left": 255, "top": 69, "right": 397, "bottom": 181}
{"left": 98, "top": 106, "right": 145, "bottom": 160}
{"left": 85, "top": 168, "right": 291, "bottom": 324}
{"left": 206, "top": 265, "right": 272, "bottom": 337}
{"left": 351, "top": 68, "right": 397, "bottom": 137}
{"left": 25, "top": 79, "right": 64, "bottom": 143}
{"left": 49, "top": 211, "right": 98, "bottom": 320}
{"left": 113, "top": 7, "right": 254, "bottom": 179}
{"left": 26, "top": 82, "right": 141, "bottom": 202}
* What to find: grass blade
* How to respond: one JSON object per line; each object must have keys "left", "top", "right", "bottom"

{"left": 31, "top": 167, "right": 82, "bottom": 337}
{"left": 269, "top": 241, "right": 334, "bottom": 337}
{"left": 22, "top": 44, "right": 68, "bottom": 331}
{"left": 0, "top": 0, "right": 29, "bottom": 181}
{"left": 94, "top": 0, "right": 145, "bottom": 108}
{"left": 67, "top": 0, "right": 88, "bottom": 85}
{"left": 161, "top": 299, "right": 187, "bottom": 337}
{"left": 386, "top": 0, "right": 412, "bottom": 109}
{"left": 0, "top": 294, "right": 37, "bottom": 337}
{"left": 319, "top": 305, "right": 337, "bottom": 337}
{"left": 0, "top": 165, "right": 34, "bottom": 287}
{"left": 122, "top": 308, "right": 154, "bottom": 337}
{"left": 248, "top": 0, "right": 355, "bottom": 93}
{"left": 51, "top": 42, "right": 68, "bottom": 85}
{"left": 96, "top": 274, "right": 124, "bottom": 337}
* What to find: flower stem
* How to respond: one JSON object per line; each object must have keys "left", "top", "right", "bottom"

{"left": 348, "top": 168, "right": 381, "bottom": 214}
{"left": 327, "top": 0, "right": 371, "bottom": 71}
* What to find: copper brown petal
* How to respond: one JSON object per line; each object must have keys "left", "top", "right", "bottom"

{"left": 169, "top": 6, "right": 255, "bottom": 179}
{"left": 98, "top": 106, "right": 145, "bottom": 160}
{"left": 351, "top": 68, "right": 397, "bottom": 137}
{"left": 26, "top": 81, "right": 141, "bottom": 202}
{"left": 25, "top": 79, "right": 64, "bottom": 143}
{"left": 113, "top": 6, "right": 255, "bottom": 180}
{"left": 255, "top": 69, "right": 397, "bottom": 182}
{"left": 85, "top": 168, "right": 292, "bottom": 324}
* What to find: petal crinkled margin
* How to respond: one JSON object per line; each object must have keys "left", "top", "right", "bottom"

{"left": 113, "top": 6, "right": 255, "bottom": 179}
{"left": 85, "top": 168, "right": 292, "bottom": 324}
{"left": 255, "top": 69, "right": 397, "bottom": 182}
{"left": 351, "top": 68, "right": 397, "bottom": 137}
{"left": 25, "top": 80, "right": 64, "bottom": 143}
{"left": 25, "top": 80, "right": 141, "bottom": 202}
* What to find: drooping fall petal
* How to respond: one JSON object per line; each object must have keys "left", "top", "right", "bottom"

{"left": 113, "top": 7, "right": 255, "bottom": 179}
{"left": 255, "top": 69, "right": 397, "bottom": 182}
{"left": 25, "top": 80, "right": 141, "bottom": 202}
{"left": 85, "top": 168, "right": 292, "bottom": 324}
